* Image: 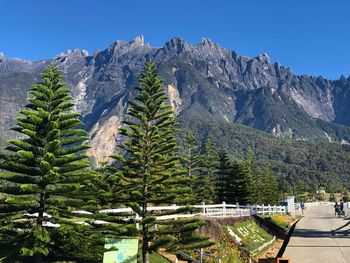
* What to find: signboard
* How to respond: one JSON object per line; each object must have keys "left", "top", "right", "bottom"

{"left": 103, "top": 238, "right": 138, "bottom": 263}
{"left": 286, "top": 196, "right": 295, "bottom": 218}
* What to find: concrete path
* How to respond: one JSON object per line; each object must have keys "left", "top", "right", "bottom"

{"left": 283, "top": 205, "right": 350, "bottom": 263}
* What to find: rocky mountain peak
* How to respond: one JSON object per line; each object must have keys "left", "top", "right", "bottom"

{"left": 1, "top": 36, "right": 350, "bottom": 148}
{"left": 201, "top": 37, "right": 216, "bottom": 47}
{"left": 106, "top": 35, "right": 151, "bottom": 59}
{"left": 130, "top": 35, "right": 145, "bottom": 46}
{"left": 0, "top": 52, "right": 4, "bottom": 62}
{"left": 55, "top": 48, "right": 88, "bottom": 59}
{"left": 257, "top": 53, "right": 270, "bottom": 64}
{"left": 163, "top": 37, "right": 189, "bottom": 54}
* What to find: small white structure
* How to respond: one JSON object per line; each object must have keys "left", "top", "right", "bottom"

{"left": 285, "top": 196, "right": 295, "bottom": 218}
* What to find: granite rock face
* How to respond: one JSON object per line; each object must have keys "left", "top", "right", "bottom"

{"left": 1, "top": 36, "right": 350, "bottom": 161}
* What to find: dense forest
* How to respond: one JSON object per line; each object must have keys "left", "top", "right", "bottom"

{"left": 177, "top": 115, "right": 350, "bottom": 192}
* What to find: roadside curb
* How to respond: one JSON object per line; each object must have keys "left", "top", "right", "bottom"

{"left": 276, "top": 218, "right": 300, "bottom": 258}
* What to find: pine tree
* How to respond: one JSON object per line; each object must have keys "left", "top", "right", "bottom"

{"left": 230, "top": 161, "right": 247, "bottom": 204}
{"left": 242, "top": 149, "right": 257, "bottom": 204}
{"left": 225, "top": 159, "right": 255, "bottom": 205}
{"left": 179, "top": 129, "right": 202, "bottom": 205}
{"left": 194, "top": 138, "right": 218, "bottom": 204}
{"left": 252, "top": 168, "right": 264, "bottom": 204}
{"left": 112, "top": 62, "right": 212, "bottom": 263}
{"left": 216, "top": 150, "right": 233, "bottom": 203}
{"left": 0, "top": 65, "right": 96, "bottom": 262}
{"left": 182, "top": 130, "right": 201, "bottom": 179}
{"left": 240, "top": 161, "right": 254, "bottom": 204}
{"left": 261, "top": 165, "right": 280, "bottom": 205}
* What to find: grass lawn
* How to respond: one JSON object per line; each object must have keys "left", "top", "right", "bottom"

{"left": 213, "top": 240, "right": 245, "bottom": 263}
{"left": 268, "top": 214, "right": 295, "bottom": 229}
{"left": 149, "top": 252, "right": 171, "bottom": 263}
{"left": 227, "top": 220, "right": 273, "bottom": 253}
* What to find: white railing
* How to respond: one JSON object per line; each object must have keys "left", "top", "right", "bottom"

{"left": 34, "top": 201, "right": 337, "bottom": 228}
{"left": 246, "top": 204, "right": 286, "bottom": 216}
{"left": 96, "top": 202, "right": 286, "bottom": 222}
{"left": 38, "top": 202, "right": 287, "bottom": 227}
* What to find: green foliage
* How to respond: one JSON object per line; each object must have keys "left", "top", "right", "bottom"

{"left": 201, "top": 138, "right": 219, "bottom": 178}
{"left": 243, "top": 150, "right": 258, "bottom": 204}
{"left": 261, "top": 166, "right": 280, "bottom": 205}
{"left": 342, "top": 192, "right": 350, "bottom": 202}
{"left": 250, "top": 168, "right": 264, "bottom": 205}
{"left": 215, "top": 241, "right": 244, "bottom": 263}
{"left": 230, "top": 161, "right": 248, "bottom": 204}
{"left": 228, "top": 220, "right": 273, "bottom": 254}
{"left": 216, "top": 224, "right": 247, "bottom": 263}
{"left": 0, "top": 65, "right": 97, "bottom": 261}
{"left": 215, "top": 149, "right": 261, "bottom": 205}
{"left": 216, "top": 151, "right": 280, "bottom": 205}
{"left": 49, "top": 224, "right": 105, "bottom": 263}
{"left": 180, "top": 130, "right": 201, "bottom": 204}
{"left": 329, "top": 193, "right": 336, "bottom": 202}
{"left": 216, "top": 150, "right": 233, "bottom": 203}
{"left": 182, "top": 130, "right": 201, "bottom": 178}
{"left": 178, "top": 114, "right": 350, "bottom": 193}
{"left": 149, "top": 252, "right": 171, "bottom": 263}
{"left": 267, "top": 214, "right": 295, "bottom": 230}
{"left": 193, "top": 138, "right": 218, "bottom": 204}
{"left": 112, "top": 62, "right": 212, "bottom": 263}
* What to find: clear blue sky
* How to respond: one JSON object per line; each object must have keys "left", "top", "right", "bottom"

{"left": 1, "top": 0, "right": 350, "bottom": 79}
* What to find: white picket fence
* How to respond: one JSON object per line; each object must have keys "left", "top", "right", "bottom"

{"left": 98, "top": 202, "right": 286, "bottom": 222}
{"left": 27, "top": 202, "right": 287, "bottom": 228}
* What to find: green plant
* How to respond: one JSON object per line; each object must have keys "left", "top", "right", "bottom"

{"left": 112, "top": 62, "right": 212, "bottom": 263}
{"left": 0, "top": 65, "right": 96, "bottom": 262}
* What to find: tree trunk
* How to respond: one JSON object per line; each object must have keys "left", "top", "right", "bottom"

{"left": 34, "top": 193, "right": 45, "bottom": 263}
{"left": 142, "top": 180, "right": 149, "bottom": 263}
{"left": 34, "top": 254, "right": 42, "bottom": 263}
{"left": 142, "top": 222, "right": 149, "bottom": 263}
{"left": 142, "top": 122, "right": 150, "bottom": 263}
{"left": 36, "top": 193, "right": 45, "bottom": 226}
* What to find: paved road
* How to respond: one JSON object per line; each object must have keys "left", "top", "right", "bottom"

{"left": 283, "top": 205, "right": 350, "bottom": 263}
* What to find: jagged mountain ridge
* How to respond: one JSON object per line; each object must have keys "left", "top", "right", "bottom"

{"left": 1, "top": 36, "right": 350, "bottom": 163}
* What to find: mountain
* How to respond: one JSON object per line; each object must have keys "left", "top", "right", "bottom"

{"left": 1, "top": 36, "right": 350, "bottom": 169}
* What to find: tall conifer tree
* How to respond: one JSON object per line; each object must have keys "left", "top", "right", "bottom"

{"left": 242, "top": 149, "right": 256, "bottom": 204}
{"left": 182, "top": 130, "right": 201, "bottom": 179}
{"left": 216, "top": 150, "right": 233, "bottom": 203}
{"left": 181, "top": 130, "right": 201, "bottom": 204}
{"left": 112, "top": 62, "right": 211, "bottom": 263}
{"left": 231, "top": 161, "right": 247, "bottom": 203}
{"left": 253, "top": 167, "right": 264, "bottom": 204}
{"left": 193, "top": 138, "right": 218, "bottom": 204}
{"left": 262, "top": 165, "right": 280, "bottom": 205}
{"left": 0, "top": 65, "right": 95, "bottom": 262}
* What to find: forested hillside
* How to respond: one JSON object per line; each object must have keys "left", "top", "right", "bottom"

{"left": 178, "top": 115, "right": 350, "bottom": 191}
